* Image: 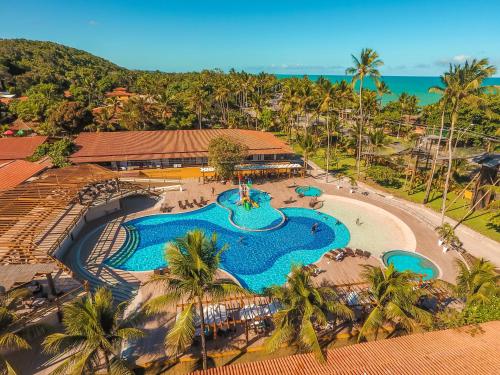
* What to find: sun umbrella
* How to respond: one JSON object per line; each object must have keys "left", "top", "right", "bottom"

{"left": 263, "top": 301, "right": 282, "bottom": 316}
{"left": 239, "top": 304, "right": 265, "bottom": 321}
{"left": 193, "top": 304, "right": 228, "bottom": 326}
{"left": 3, "top": 129, "right": 14, "bottom": 136}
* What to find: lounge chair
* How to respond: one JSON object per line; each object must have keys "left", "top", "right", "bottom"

{"left": 363, "top": 250, "right": 371, "bottom": 259}
{"left": 185, "top": 199, "right": 194, "bottom": 208}
{"left": 200, "top": 196, "right": 207, "bottom": 205}
{"left": 345, "top": 248, "right": 355, "bottom": 257}
{"left": 178, "top": 200, "right": 185, "bottom": 210}
{"left": 355, "top": 249, "right": 364, "bottom": 257}
{"left": 193, "top": 198, "right": 201, "bottom": 207}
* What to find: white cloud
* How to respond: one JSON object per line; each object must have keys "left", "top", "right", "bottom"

{"left": 452, "top": 54, "right": 470, "bottom": 63}
{"left": 88, "top": 20, "right": 98, "bottom": 26}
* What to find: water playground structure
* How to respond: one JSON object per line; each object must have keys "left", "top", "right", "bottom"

{"left": 238, "top": 177, "right": 259, "bottom": 210}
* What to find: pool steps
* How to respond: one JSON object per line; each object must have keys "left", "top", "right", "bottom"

{"left": 107, "top": 225, "right": 139, "bottom": 267}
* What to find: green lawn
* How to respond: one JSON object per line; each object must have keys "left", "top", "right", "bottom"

{"left": 278, "top": 134, "right": 499, "bottom": 242}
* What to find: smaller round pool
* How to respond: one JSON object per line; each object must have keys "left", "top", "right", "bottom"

{"left": 296, "top": 186, "right": 322, "bottom": 197}
{"left": 382, "top": 251, "right": 439, "bottom": 280}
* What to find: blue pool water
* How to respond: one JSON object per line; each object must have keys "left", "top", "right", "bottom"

{"left": 217, "top": 189, "right": 283, "bottom": 230}
{"left": 382, "top": 250, "right": 439, "bottom": 280}
{"left": 296, "top": 186, "right": 323, "bottom": 197}
{"left": 107, "top": 194, "right": 350, "bottom": 292}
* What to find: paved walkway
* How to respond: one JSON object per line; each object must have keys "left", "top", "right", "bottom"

{"left": 307, "top": 160, "right": 500, "bottom": 267}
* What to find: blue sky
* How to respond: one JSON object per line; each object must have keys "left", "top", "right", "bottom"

{"left": 2, "top": 0, "right": 500, "bottom": 76}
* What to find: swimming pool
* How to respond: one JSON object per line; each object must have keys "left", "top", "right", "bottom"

{"left": 382, "top": 250, "right": 439, "bottom": 280}
{"left": 296, "top": 186, "right": 323, "bottom": 197}
{"left": 217, "top": 189, "right": 284, "bottom": 230}
{"left": 107, "top": 192, "right": 350, "bottom": 292}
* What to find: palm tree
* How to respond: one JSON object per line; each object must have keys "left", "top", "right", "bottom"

{"left": 375, "top": 80, "right": 391, "bottom": 108}
{"left": 186, "top": 83, "right": 208, "bottom": 129}
{"left": 429, "top": 59, "right": 496, "bottom": 223}
{"left": 0, "top": 288, "right": 33, "bottom": 375}
{"left": 435, "top": 222, "right": 461, "bottom": 248}
{"left": 297, "top": 132, "right": 318, "bottom": 175}
{"left": 455, "top": 258, "right": 499, "bottom": 305}
{"left": 143, "top": 229, "right": 247, "bottom": 371}
{"left": 316, "top": 77, "right": 336, "bottom": 181}
{"left": 345, "top": 48, "right": 384, "bottom": 177}
{"left": 43, "top": 288, "right": 143, "bottom": 375}
{"left": 264, "top": 265, "right": 352, "bottom": 361}
{"left": 358, "top": 264, "right": 432, "bottom": 342}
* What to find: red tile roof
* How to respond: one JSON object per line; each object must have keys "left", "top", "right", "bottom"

{"left": 0, "top": 160, "right": 47, "bottom": 191}
{"left": 70, "top": 130, "right": 293, "bottom": 163}
{"left": 194, "top": 321, "right": 500, "bottom": 375}
{"left": 0, "top": 136, "right": 48, "bottom": 161}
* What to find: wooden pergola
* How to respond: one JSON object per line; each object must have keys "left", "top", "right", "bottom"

{"left": 0, "top": 164, "right": 116, "bottom": 265}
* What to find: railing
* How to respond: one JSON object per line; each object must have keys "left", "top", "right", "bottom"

{"left": 8, "top": 285, "right": 84, "bottom": 333}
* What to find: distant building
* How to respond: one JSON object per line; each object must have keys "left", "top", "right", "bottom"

{"left": 105, "top": 87, "right": 135, "bottom": 102}
{"left": 70, "top": 129, "right": 295, "bottom": 170}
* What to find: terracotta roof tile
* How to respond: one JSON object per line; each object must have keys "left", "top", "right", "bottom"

{"left": 70, "top": 130, "right": 293, "bottom": 163}
{"left": 0, "top": 136, "right": 48, "bottom": 161}
{"left": 0, "top": 160, "right": 47, "bottom": 190}
{"left": 193, "top": 321, "right": 500, "bottom": 375}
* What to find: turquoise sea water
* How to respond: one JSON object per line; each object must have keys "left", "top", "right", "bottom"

{"left": 276, "top": 74, "right": 500, "bottom": 106}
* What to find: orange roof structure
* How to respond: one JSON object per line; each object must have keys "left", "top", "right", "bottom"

{"left": 0, "top": 136, "right": 48, "bottom": 161}
{"left": 194, "top": 322, "right": 500, "bottom": 375}
{"left": 70, "top": 130, "right": 294, "bottom": 163}
{"left": 0, "top": 160, "right": 48, "bottom": 191}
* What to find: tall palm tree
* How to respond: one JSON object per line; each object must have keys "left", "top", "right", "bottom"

{"left": 345, "top": 48, "right": 384, "bottom": 177}
{"left": 317, "top": 77, "right": 336, "bottom": 181}
{"left": 143, "top": 229, "right": 247, "bottom": 371}
{"left": 186, "top": 83, "right": 208, "bottom": 129}
{"left": 358, "top": 264, "right": 432, "bottom": 342}
{"left": 429, "top": 59, "right": 496, "bottom": 223}
{"left": 264, "top": 265, "right": 352, "bottom": 362}
{"left": 455, "top": 258, "right": 499, "bottom": 305}
{"left": 375, "top": 80, "right": 391, "bottom": 108}
{"left": 43, "top": 288, "right": 143, "bottom": 375}
{"left": 0, "top": 288, "right": 33, "bottom": 375}
{"left": 297, "top": 133, "right": 318, "bottom": 175}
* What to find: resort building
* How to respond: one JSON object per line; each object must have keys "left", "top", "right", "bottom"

{"left": 0, "top": 159, "right": 49, "bottom": 191}
{"left": 0, "top": 135, "right": 47, "bottom": 162}
{"left": 69, "top": 129, "right": 295, "bottom": 170}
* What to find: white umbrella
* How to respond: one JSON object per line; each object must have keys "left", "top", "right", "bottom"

{"left": 239, "top": 304, "right": 265, "bottom": 321}
{"left": 263, "top": 301, "right": 282, "bottom": 316}
{"left": 193, "top": 304, "right": 227, "bottom": 326}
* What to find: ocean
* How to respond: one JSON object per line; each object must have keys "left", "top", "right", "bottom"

{"left": 276, "top": 74, "right": 500, "bottom": 106}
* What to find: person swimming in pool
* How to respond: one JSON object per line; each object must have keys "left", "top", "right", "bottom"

{"left": 311, "top": 222, "right": 319, "bottom": 234}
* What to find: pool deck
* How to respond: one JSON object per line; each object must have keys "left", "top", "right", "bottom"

{"left": 66, "top": 175, "right": 462, "bottom": 296}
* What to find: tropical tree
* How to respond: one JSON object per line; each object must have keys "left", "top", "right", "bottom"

{"left": 455, "top": 258, "right": 499, "bottom": 306}
{"left": 435, "top": 222, "right": 461, "bottom": 248}
{"left": 0, "top": 288, "right": 36, "bottom": 375}
{"left": 297, "top": 132, "right": 318, "bottom": 174}
{"left": 43, "top": 287, "right": 144, "bottom": 375}
{"left": 264, "top": 265, "right": 352, "bottom": 361}
{"left": 186, "top": 83, "right": 208, "bottom": 129}
{"left": 358, "top": 264, "right": 432, "bottom": 341}
{"left": 143, "top": 230, "right": 247, "bottom": 371}
{"left": 429, "top": 59, "right": 496, "bottom": 223}
{"left": 345, "top": 48, "right": 384, "bottom": 177}
{"left": 208, "top": 136, "right": 249, "bottom": 180}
